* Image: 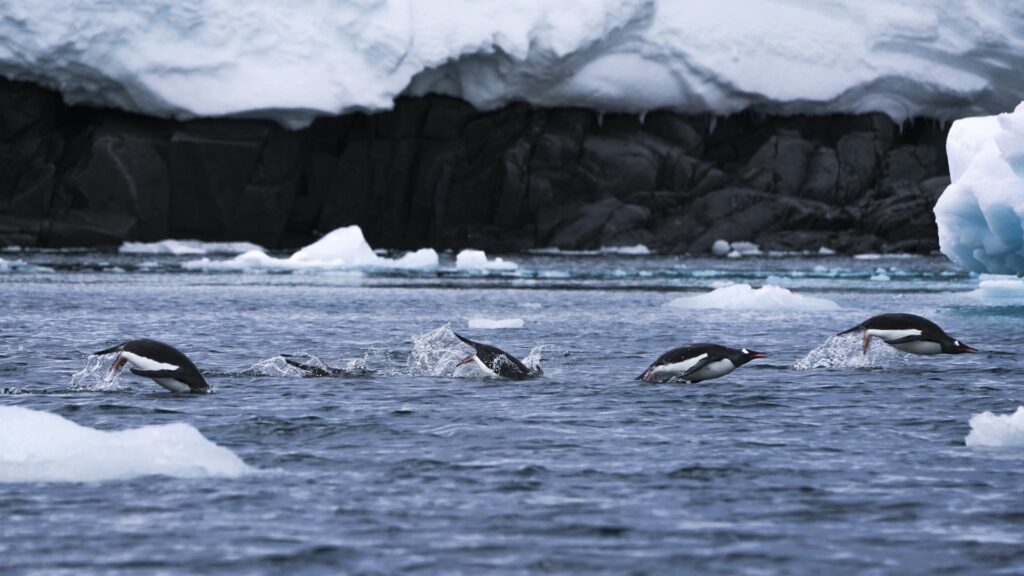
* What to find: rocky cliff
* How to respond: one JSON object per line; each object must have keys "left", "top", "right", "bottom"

{"left": 0, "top": 78, "right": 949, "bottom": 253}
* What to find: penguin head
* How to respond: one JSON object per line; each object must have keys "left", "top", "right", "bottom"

{"left": 946, "top": 339, "right": 978, "bottom": 354}
{"left": 735, "top": 348, "right": 768, "bottom": 366}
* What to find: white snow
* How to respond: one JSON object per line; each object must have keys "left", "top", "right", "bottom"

{"left": 120, "top": 239, "right": 264, "bottom": 255}
{"left": 965, "top": 406, "right": 1024, "bottom": 448}
{"left": 468, "top": 317, "right": 524, "bottom": 329}
{"left": 0, "top": 406, "right": 251, "bottom": 482}
{"left": 936, "top": 102, "right": 1024, "bottom": 275}
{"left": 2, "top": 1, "right": 1023, "bottom": 128}
{"left": 668, "top": 283, "right": 840, "bottom": 311}
{"left": 455, "top": 249, "right": 517, "bottom": 271}
{"left": 183, "top": 225, "right": 438, "bottom": 271}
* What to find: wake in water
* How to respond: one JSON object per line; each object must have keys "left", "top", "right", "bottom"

{"left": 793, "top": 332, "right": 909, "bottom": 370}
{"left": 245, "top": 352, "right": 379, "bottom": 378}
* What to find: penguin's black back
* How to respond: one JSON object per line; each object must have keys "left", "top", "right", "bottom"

{"left": 841, "top": 313, "right": 949, "bottom": 338}
{"left": 123, "top": 339, "right": 209, "bottom": 392}
{"left": 453, "top": 332, "right": 535, "bottom": 380}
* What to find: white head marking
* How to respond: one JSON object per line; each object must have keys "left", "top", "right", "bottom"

{"left": 741, "top": 348, "right": 748, "bottom": 354}
{"left": 954, "top": 340, "right": 960, "bottom": 346}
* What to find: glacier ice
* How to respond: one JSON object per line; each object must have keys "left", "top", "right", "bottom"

{"left": 455, "top": 249, "right": 518, "bottom": 271}
{"left": 935, "top": 102, "right": 1024, "bottom": 275}
{"left": 1, "top": 1, "right": 1023, "bottom": 127}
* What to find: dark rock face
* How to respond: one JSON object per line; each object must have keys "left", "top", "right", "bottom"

{"left": 0, "top": 78, "right": 950, "bottom": 253}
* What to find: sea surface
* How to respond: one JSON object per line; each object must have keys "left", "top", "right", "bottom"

{"left": 1, "top": 248, "right": 1023, "bottom": 575}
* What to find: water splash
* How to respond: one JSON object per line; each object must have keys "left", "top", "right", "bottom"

{"left": 245, "top": 355, "right": 318, "bottom": 377}
{"left": 793, "top": 332, "right": 908, "bottom": 370}
{"left": 408, "top": 324, "right": 467, "bottom": 377}
{"left": 69, "top": 355, "right": 129, "bottom": 391}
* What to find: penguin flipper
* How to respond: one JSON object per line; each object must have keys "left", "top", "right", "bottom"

{"left": 130, "top": 368, "right": 180, "bottom": 378}
{"left": 675, "top": 357, "right": 716, "bottom": 381}
{"left": 837, "top": 324, "right": 864, "bottom": 336}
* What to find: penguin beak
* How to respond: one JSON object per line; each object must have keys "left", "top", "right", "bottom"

{"left": 748, "top": 351, "right": 768, "bottom": 359}
{"left": 959, "top": 343, "right": 978, "bottom": 354}
{"left": 109, "top": 353, "right": 127, "bottom": 374}
{"left": 456, "top": 354, "right": 476, "bottom": 367}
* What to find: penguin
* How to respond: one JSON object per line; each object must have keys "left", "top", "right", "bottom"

{"left": 839, "top": 313, "right": 977, "bottom": 355}
{"left": 638, "top": 344, "right": 766, "bottom": 383}
{"left": 94, "top": 339, "right": 210, "bottom": 393}
{"left": 453, "top": 332, "right": 542, "bottom": 380}
{"left": 281, "top": 355, "right": 348, "bottom": 377}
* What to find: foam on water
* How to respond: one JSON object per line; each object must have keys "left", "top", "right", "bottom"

{"left": 184, "top": 226, "right": 439, "bottom": 272}
{"left": 455, "top": 249, "right": 518, "bottom": 271}
{"left": 793, "top": 333, "right": 909, "bottom": 370}
{"left": 0, "top": 406, "right": 251, "bottom": 483}
{"left": 965, "top": 407, "right": 1024, "bottom": 448}
{"left": 468, "top": 317, "right": 525, "bottom": 329}
{"left": 408, "top": 324, "right": 467, "bottom": 377}
{"left": 669, "top": 283, "right": 840, "bottom": 311}
{"left": 120, "top": 239, "right": 265, "bottom": 256}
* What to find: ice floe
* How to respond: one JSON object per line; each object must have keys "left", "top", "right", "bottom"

{"left": 120, "top": 239, "right": 265, "bottom": 255}
{"left": 669, "top": 283, "right": 840, "bottom": 311}
{"left": 965, "top": 407, "right": 1024, "bottom": 448}
{"left": 455, "top": 249, "right": 518, "bottom": 271}
{"left": 468, "top": 317, "right": 525, "bottom": 329}
{"left": 966, "top": 275, "right": 1024, "bottom": 304}
{"left": 0, "top": 406, "right": 251, "bottom": 482}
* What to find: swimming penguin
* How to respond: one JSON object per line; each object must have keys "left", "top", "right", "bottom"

{"left": 453, "top": 332, "right": 542, "bottom": 380}
{"left": 638, "top": 344, "right": 766, "bottom": 383}
{"left": 839, "top": 313, "right": 977, "bottom": 355}
{"left": 94, "top": 339, "right": 210, "bottom": 393}
{"left": 281, "top": 355, "right": 349, "bottom": 377}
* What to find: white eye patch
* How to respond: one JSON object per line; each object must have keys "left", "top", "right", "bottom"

{"left": 741, "top": 348, "right": 748, "bottom": 354}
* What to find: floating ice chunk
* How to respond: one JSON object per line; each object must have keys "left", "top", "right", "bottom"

{"left": 711, "top": 239, "right": 731, "bottom": 257}
{"left": 731, "top": 241, "right": 762, "bottom": 256}
{"left": 936, "top": 103, "right": 1024, "bottom": 275}
{"left": 966, "top": 275, "right": 1024, "bottom": 304}
{"left": 468, "top": 317, "right": 524, "bottom": 329}
{"left": 818, "top": 247, "right": 836, "bottom": 256}
{"left": 0, "top": 406, "right": 250, "bottom": 482}
{"left": 120, "top": 239, "right": 265, "bottom": 255}
{"left": 600, "top": 245, "right": 650, "bottom": 255}
{"left": 455, "top": 249, "right": 517, "bottom": 271}
{"left": 965, "top": 406, "right": 1024, "bottom": 447}
{"left": 714, "top": 240, "right": 761, "bottom": 258}
{"left": 870, "top": 268, "right": 891, "bottom": 281}
{"left": 183, "top": 226, "right": 438, "bottom": 271}
{"left": 669, "top": 283, "right": 840, "bottom": 311}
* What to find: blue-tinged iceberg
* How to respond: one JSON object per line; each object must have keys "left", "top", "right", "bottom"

{"left": 935, "top": 103, "right": 1024, "bottom": 275}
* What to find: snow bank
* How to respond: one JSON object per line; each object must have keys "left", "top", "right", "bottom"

{"left": 120, "top": 239, "right": 264, "bottom": 255}
{"left": 183, "top": 225, "right": 438, "bottom": 271}
{"left": 455, "top": 249, "right": 517, "bottom": 271}
{"left": 0, "top": 406, "right": 250, "bottom": 482}
{"left": 468, "top": 317, "right": 524, "bottom": 329}
{"left": 669, "top": 283, "right": 840, "bottom": 311}
{"left": 965, "top": 406, "right": 1024, "bottom": 448}
{"left": 936, "top": 102, "right": 1024, "bottom": 275}
{"left": 2, "top": 1, "right": 1023, "bottom": 127}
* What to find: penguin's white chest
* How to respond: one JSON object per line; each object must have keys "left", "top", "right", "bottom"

{"left": 865, "top": 328, "right": 921, "bottom": 342}
{"left": 472, "top": 355, "right": 500, "bottom": 378}
{"left": 889, "top": 340, "right": 942, "bottom": 355}
{"left": 121, "top": 351, "right": 189, "bottom": 392}
{"left": 686, "top": 359, "right": 737, "bottom": 382}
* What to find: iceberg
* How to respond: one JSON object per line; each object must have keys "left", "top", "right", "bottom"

{"left": 183, "top": 225, "right": 438, "bottom": 271}
{"left": 935, "top": 102, "right": 1024, "bottom": 275}
{"left": 467, "top": 317, "right": 524, "bottom": 329}
{"left": 0, "top": 406, "right": 250, "bottom": 482}
{"left": 669, "top": 283, "right": 840, "bottom": 311}
{"left": 1, "top": 1, "right": 1022, "bottom": 128}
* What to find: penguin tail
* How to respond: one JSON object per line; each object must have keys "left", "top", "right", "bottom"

{"left": 93, "top": 342, "right": 126, "bottom": 356}
{"left": 837, "top": 324, "right": 864, "bottom": 336}
{"left": 452, "top": 332, "right": 477, "bottom": 348}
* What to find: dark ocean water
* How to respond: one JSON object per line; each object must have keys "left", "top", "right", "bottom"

{"left": 1, "top": 249, "right": 1023, "bottom": 575}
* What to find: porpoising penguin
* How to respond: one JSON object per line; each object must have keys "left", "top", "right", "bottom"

{"left": 453, "top": 332, "right": 542, "bottom": 380}
{"left": 839, "top": 313, "right": 977, "bottom": 355}
{"left": 639, "top": 344, "right": 766, "bottom": 383}
{"left": 94, "top": 339, "right": 210, "bottom": 393}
